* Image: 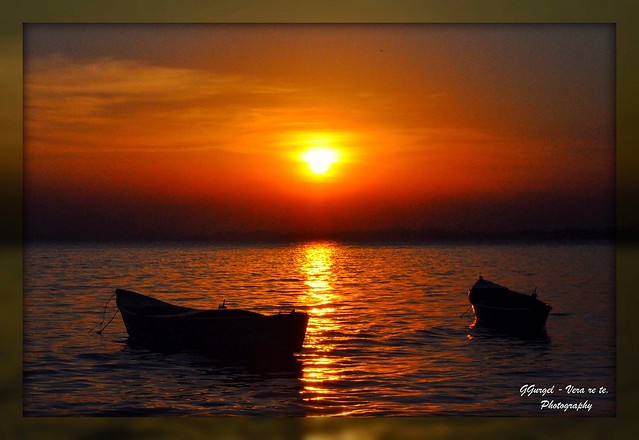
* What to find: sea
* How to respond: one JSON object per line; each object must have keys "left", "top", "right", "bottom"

{"left": 23, "top": 241, "right": 615, "bottom": 416}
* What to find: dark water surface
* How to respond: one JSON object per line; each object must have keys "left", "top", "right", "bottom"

{"left": 23, "top": 242, "right": 615, "bottom": 416}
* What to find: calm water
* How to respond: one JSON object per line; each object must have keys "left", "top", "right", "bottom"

{"left": 23, "top": 241, "right": 615, "bottom": 416}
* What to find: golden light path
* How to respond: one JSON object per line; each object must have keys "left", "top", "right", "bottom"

{"left": 297, "top": 242, "right": 343, "bottom": 409}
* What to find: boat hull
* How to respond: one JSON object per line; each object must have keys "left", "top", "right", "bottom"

{"left": 116, "top": 289, "right": 309, "bottom": 358}
{"left": 471, "top": 302, "right": 550, "bottom": 333}
{"left": 468, "top": 277, "right": 552, "bottom": 334}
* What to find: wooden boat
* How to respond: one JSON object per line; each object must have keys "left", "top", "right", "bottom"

{"left": 468, "top": 276, "right": 552, "bottom": 333}
{"left": 115, "top": 289, "right": 309, "bottom": 358}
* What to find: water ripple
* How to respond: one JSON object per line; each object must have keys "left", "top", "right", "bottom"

{"left": 23, "top": 242, "right": 615, "bottom": 416}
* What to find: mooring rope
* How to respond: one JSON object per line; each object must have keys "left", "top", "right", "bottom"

{"left": 96, "top": 308, "right": 119, "bottom": 335}
{"left": 89, "top": 291, "right": 117, "bottom": 335}
{"left": 460, "top": 305, "right": 472, "bottom": 318}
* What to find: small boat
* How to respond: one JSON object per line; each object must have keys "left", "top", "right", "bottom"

{"left": 115, "top": 289, "right": 309, "bottom": 358}
{"left": 468, "top": 276, "right": 552, "bottom": 334}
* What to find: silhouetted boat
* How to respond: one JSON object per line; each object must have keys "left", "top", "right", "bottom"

{"left": 115, "top": 288, "right": 309, "bottom": 358}
{"left": 468, "top": 276, "right": 552, "bottom": 333}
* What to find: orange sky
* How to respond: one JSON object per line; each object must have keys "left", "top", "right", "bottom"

{"left": 24, "top": 24, "right": 614, "bottom": 240}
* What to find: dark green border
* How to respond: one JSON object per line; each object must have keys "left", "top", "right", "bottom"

{"left": 3, "top": 1, "right": 638, "bottom": 438}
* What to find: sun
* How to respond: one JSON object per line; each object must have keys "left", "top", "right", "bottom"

{"left": 302, "top": 148, "right": 338, "bottom": 175}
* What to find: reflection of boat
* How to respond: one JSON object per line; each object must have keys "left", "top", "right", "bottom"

{"left": 468, "top": 276, "right": 552, "bottom": 334}
{"left": 116, "top": 289, "right": 309, "bottom": 358}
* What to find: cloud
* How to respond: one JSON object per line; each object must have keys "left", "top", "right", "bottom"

{"left": 24, "top": 56, "right": 304, "bottom": 154}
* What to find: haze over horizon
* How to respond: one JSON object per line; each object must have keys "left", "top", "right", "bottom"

{"left": 24, "top": 24, "right": 614, "bottom": 242}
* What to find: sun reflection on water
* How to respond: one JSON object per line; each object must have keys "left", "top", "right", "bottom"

{"left": 297, "top": 242, "right": 344, "bottom": 408}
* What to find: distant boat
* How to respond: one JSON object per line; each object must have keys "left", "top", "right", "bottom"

{"left": 468, "top": 276, "right": 552, "bottom": 334}
{"left": 115, "top": 289, "right": 309, "bottom": 358}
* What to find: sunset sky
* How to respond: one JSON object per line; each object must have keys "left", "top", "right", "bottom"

{"left": 24, "top": 24, "right": 614, "bottom": 241}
